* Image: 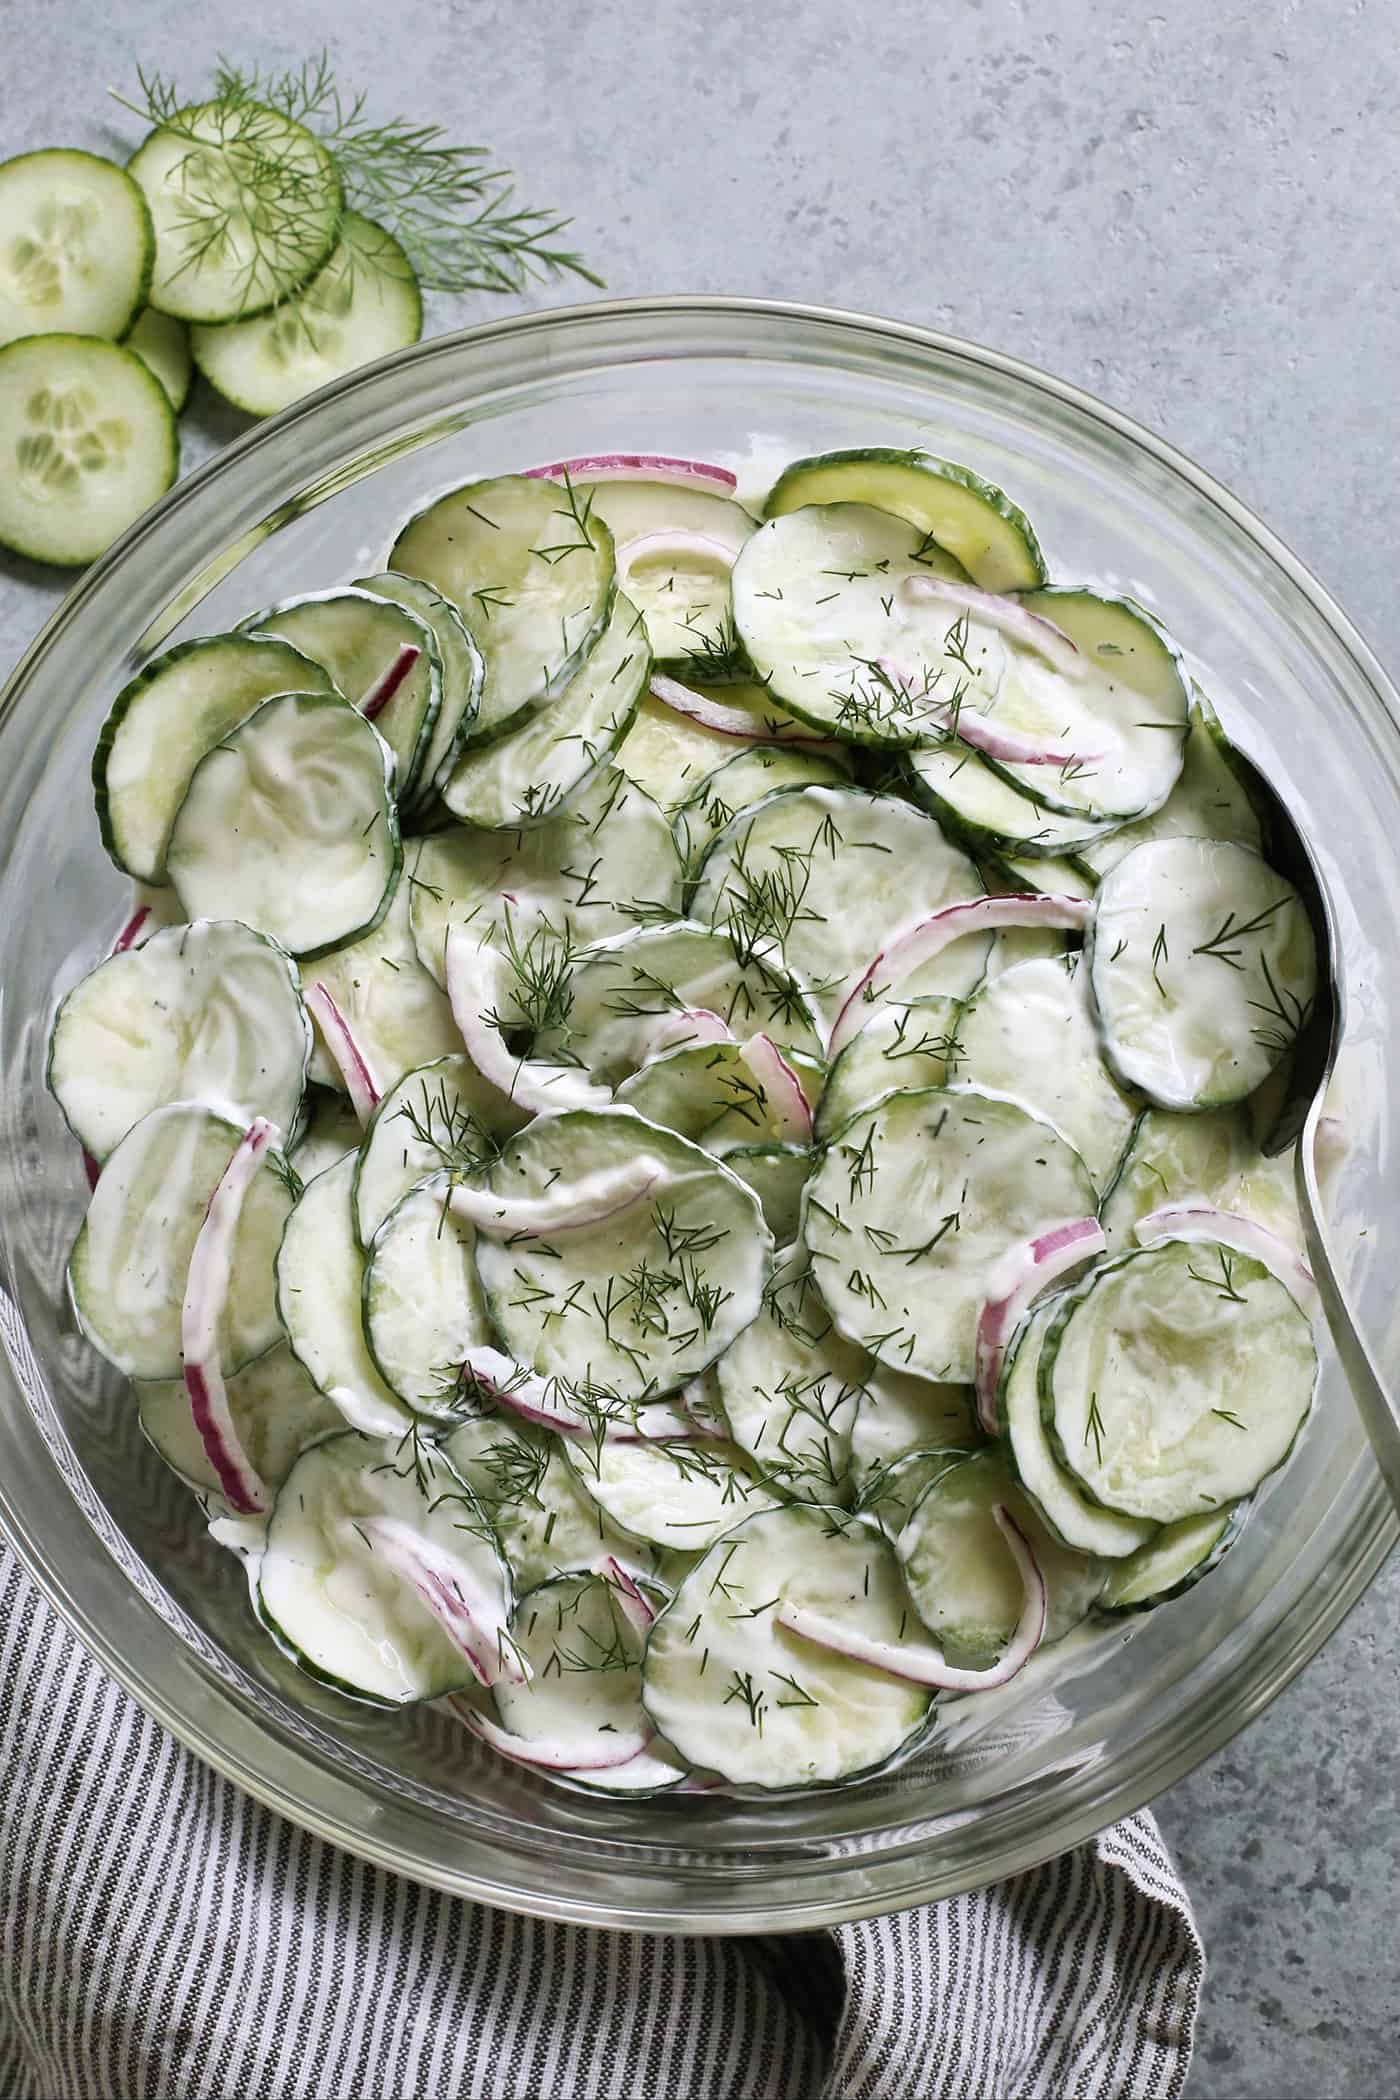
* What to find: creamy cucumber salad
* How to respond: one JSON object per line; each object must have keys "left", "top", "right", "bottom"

{"left": 52, "top": 445, "right": 1322, "bottom": 1795}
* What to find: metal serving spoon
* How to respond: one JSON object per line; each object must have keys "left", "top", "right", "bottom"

{"left": 1232, "top": 750, "right": 1400, "bottom": 1511}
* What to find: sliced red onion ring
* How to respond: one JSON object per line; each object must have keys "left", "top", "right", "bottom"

{"left": 900, "top": 574, "right": 1085, "bottom": 678}
{"left": 110, "top": 904, "right": 152, "bottom": 955}
{"left": 617, "top": 528, "right": 738, "bottom": 572}
{"left": 525, "top": 453, "right": 737, "bottom": 496}
{"left": 449, "top": 1153, "right": 664, "bottom": 1241}
{"left": 454, "top": 1701, "right": 654, "bottom": 1772}
{"left": 829, "top": 893, "right": 1093, "bottom": 1058}
{"left": 738, "top": 1034, "right": 813, "bottom": 1143}
{"left": 601, "top": 1555, "right": 658, "bottom": 1634}
{"left": 636, "top": 1007, "right": 733, "bottom": 1064}
{"left": 974, "top": 1217, "right": 1107, "bottom": 1434}
{"left": 305, "top": 982, "right": 379, "bottom": 1126}
{"left": 648, "top": 672, "right": 833, "bottom": 747}
{"left": 876, "top": 658, "right": 1100, "bottom": 767}
{"left": 776, "top": 1505, "right": 1047, "bottom": 1692}
{"left": 352, "top": 1514, "right": 522, "bottom": 1687}
{"left": 359, "top": 642, "right": 421, "bottom": 722}
{"left": 1133, "top": 1205, "right": 1318, "bottom": 1313}
{"left": 446, "top": 932, "right": 612, "bottom": 1114}
{"left": 457, "top": 1347, "right": 698, "bottom": 1444}
{"left": 181, "top": 1117, "right": 279, "bottom": 1516}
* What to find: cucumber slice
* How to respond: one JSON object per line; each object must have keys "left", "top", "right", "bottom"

{"left": 1088, "top": 838, "right": 1317, "bottom": 1109}
{"left": 94, "top": 633, "right": 335, "bottom": 883}
{"left": 714, "top": 1247, "right": 870, "bottom": 1504}
{"left": 642, "top": 1504, "right": 932, "bottom": 1790}
{"left": 998, "top": 1303, "right": 1155, "bottom": 1558}
{"left": 907, "top": 741, "right": 1123, "bottom": 859}
{"left": 49, "top": 918, "right": 310, "bottom": 1162}
{"left": 854, "top": 1447, "right": 970, "bottom": 1539}
{"left": 577, "top": 478, "right": 755, "bottom": 674}
{"left": 129, "top": 101, "right": 343, "bottom": 324}
{"left": 1075, "top": 695, "right": 1264, "bottom": 880}
{"left": 564, "top": 1436, "right": 779, "bottom": 1551}
{"left": 709, "top": 1142, "right": 810, "bottom": 1244}
{"left": 1100, "top": 1503, "right": 1243, "bottom": 1612}
{"left": 363, "top": 1174, "right": 493, "bottom": 1416}
{"left": 289, "top": 1086, "right": 363, "bottom": 1182}
{"left": 472, "top": 1108, "right": 773, "bottom": 1401}
{"left": 802, "top": 1085, "right": 1096, "bottom": 1383}
{"left": 190, "top": 212, "right": 421, "bottom": 415}
{"left": 439, "top": 593, "right": 649, "bottom": 829}
{"left": 124, "top": 306, "right": 192, "bottom": 411}
{"left": 612, "top": 690, "right": 763, "bottom": 812}
{"left": 390, "top": 474, "right": 616, "bottom": 749}
{"left": 1041, "top": 1240, "right": 1316, "bottom": 1522}
{"left": 139, "top": 1338, "right": 342, "bottom": 1501}
{"left": 1099, "top": 1104, "right": 1302, "bottom": 1256}
{"left": 166, "top": 691, "right": 400, "bottom": 959}
{"left": 952, "top": 954, "right": 1137, "bottom": 1194}
{"left": 762, "top": 448, "right": 1046, "bottom": 594}
{"left": 988, "top": 851, "right": 1097, "bottom": 903}
{"left": 0, "top": 333, "right": 177, "bottom": 566}
{"left": 356, "top": 571, "right": 484, "bottom": 804}
{"left": 445, "top": 1409, "right": 650, "bottom": 1594}
{"left": 353, "top": 1054, "right": 529, "bottom": 1246}
{"left": 691, "top": 784, "right": 985, "bottom": 1042}
{"left": 814, "top": 995, "right": 960, "bottom": 1143}
{"left": 410, "top": 766, "right": 680, "bottom": 983}
{"left": 275, "top": 1152, "right": 410, "bottom": 1438}
{"left": 847, "top": 1369, "right": 979, "bottom": 1498}
{"left": 243, "top": 587, "right": 440, "bottom": 804}
{"left": 614, "top": 1040, "right": 757, "bottom": 1141}
{"left": 257, "top": 1430, "right": 509, "bottom": 1706}
{"left": 303, "top": 871, "right": 460, "bottom": 1100}
{"left": 674, "top": 743, "right": 850, "bottom": 875}
{"left": 0, "top": 149, "right": 154, "bottom": 344}
{"left": 898, "top": 1449, "right": 1104, "bottom": 1664}
{"left": 69, "top": 1101, "right": 295, "bottom": 1380}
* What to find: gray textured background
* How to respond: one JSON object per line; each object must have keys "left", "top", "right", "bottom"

{"left": 3, "top": 1, "right": 1398, "bottom": 2093}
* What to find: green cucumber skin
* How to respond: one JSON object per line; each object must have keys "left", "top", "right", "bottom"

{"left": 1099, "top": 1505, "right": 1246, "bottom": 1613}
{"left": 0, "top": 148, "right": 156, "bottom": 343}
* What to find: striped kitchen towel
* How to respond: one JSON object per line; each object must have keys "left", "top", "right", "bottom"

{"left": 0, "top": 1547, "right": 1202, "bottom": 2100}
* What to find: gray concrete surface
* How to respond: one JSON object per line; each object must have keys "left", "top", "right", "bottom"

{"left": 3, "top": 1, "right": 1398, "bottom": 2091}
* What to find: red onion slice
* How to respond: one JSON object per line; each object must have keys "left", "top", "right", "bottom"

{"left": 446, "top": 933, "right": 612, "bottom": 1114}
{"left": 1133, "top": 1205, "right": 1318, "bottom": 1314}
{"left": 359, "top": 642, "right": 421, "bottom": 722}
{"left": 876, "top": 658, "right": 1100, "bottom": 767}
{"left": 82, "top": 1149, "right": 100, "bottom": 1191}
{"left": 601, "top": 1556, "right": 658, "bottom": 1634}
{"left": 353, "top": 1514, "right": 521, "bottom": 1687}
{"left": 636, "top": 1008, "right": 733, "bottom": 1064}
{"left": 974, "top": 1217, "right": 1107, "bottom": 1433}
{"left": 617, "top": 527, "right": 738, "bottom": 572}
{"left": 110, "top": 904, "right": 152, "bottom": 955}
{"left": 457, "top": 1346, "right": 697, "bottom": 1444}
{"left": 776, "top": 1506, "right": 1047, "bottom": 1692}
{"left": 737, "top": 1034, "right": 814, "bottom": 1143}
{"left": 648, "top": 673, "right": 834, "bottom": 748}
{"left": 449, "top": 1153, "right": 664, "bottom": 1240}
{"left": 305, "top": 982, "right": 380, "bottom": 1126}
{"left": 181, "top": 1117, "right": 279, "bottom": 1516}
{"left": 454, "top": 1702, "right": 654, "bottom": 1772}
{"left": 525, "top": 453, "right": 737, "bottom": 496}
{"left": 901, "top": 575, "right": 1085, "bottom": 678}
{"left": 829, "top": 893, "right": 1093, "bottom": 1058}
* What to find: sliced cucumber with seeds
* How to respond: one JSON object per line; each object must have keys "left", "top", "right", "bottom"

{"left": 191, "top": 212, "right": 420, "bottom": 415}
{"left": 390, "top": 474, "right": 616, "bottom": 749}
{"left": 0, "top": 334, "right": 176, "bottom": 565}
{"left": 715, "top": 1247, "right": 869, "bottom": 1505}
{"left": 1041, "top": 1240, "right": 1316, "bottom": 1523}
{"left": 1099, "top": 1103, "right": 1303, "bottom": 1256}
{"left": 998, "top": 1303, "right": 1155, "bottom": 1558}
{"left": 0, "top": 149, "right": 153, "bottom": 344}
{"left": 242, "top": 587, "right": 440, "bottom": 803}
{"left": 1089, "top": 838, "right": 1317, "bottom": 1110}
{"left": 353, "top": 1053, "right": 528, "bottom": 1247}
{"left": 124, "top": 306, "right": 192, "bottom": 410}
{"left": 642, "top": 1503, "right": 932, "bottom": 1791}
{"left": 363, "top": 1174, "right": 493, "bottom": 1416}
{"left": 49, "top": 918, "right": 310, "bottom": 1162}
{"left": 129, "top": 101, "right": 343, "bottom": 324}
{"left": 303, "top": 870, "right": 459, "bottom": 1099}
{"left": 705, "top": 1142, "right": 810, "bottom": 1244}
{"left": 564, "top": 1436, "right": 779, "bottom": 1551}
{"left": 802, "top": 1085, "right": 1096, "bottom": 1384}
{"left": 276, "top": 1151, "right": 410, "bottom": 1438}
{"left": 577, "top": 478, "right": 755, "bottom": 674}
{"left": 691, "top": 784, "right": 985, "bottom": 1042}
{"left": 139, "top": 1338, "right": 342, "bottom": 1502}
{"left": 814, "top": 995, "right": 960, "bottom": 1143}
{"left": 167, "top": 691, "right": 400, "bottom": 959}
{"left": 674, "top": 743, "right": 850, "bottom": 876}
{"left": 445, "top": 1410, "right": 650, "bottom": 1594}
{"left": 847, "top": 1368, "right": 979, "bottom": 1498}
{"left": 1100, "top": 1503, "right": 1243, "bottom": 1612}
{"left": 762, "top": 447, "right": 1046, "bottom": 594}
{"left": 95, "top": 633, "right": 335, "bottom": 883}
{"left": 907, "top": 740, "right": 1123, "bottom": 860}
{"left": 69, "top": 1101, "right": 296, "bottom": 1380}
{"left": 952, "top": 954, "right": 1137, "bottom": 1195}
{"left": 356, "top": 571, "right": 483, "bottom": 803}
{"left": 1075, "top": 695, "right": 1263, "bottom": 880}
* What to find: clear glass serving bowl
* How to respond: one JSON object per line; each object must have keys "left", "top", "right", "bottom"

{"left": 1, "top": 298, "right": 1396, "bottom": 1932}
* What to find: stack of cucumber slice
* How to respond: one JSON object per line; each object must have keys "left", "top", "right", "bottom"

{"left": 52, "top": 442, "right": 1326, "bottom": 1795}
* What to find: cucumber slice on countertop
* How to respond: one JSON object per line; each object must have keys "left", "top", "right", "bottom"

{"left": 128, "top": 100, "right": 342, "bottom": 323}
{"left": 139, "top": 1338, "right": 342, "bottom": 1502}
{"left": 124, "top": 305, "right": 192, "bottom": 410}
{"left": 1100, "top": 1503, "right": 1244, "bottom": 1612}
{"left": 1041, "top": 1240, "right": 1317, "bottom": 1524}
{"left": 303, "top": 870, "right": 460, "bottom": 1099}
{"left": 191, "top": 213, "right": 421, "bottom": 416}
{"left": 242, "top": 587, "right": 440, "bottom": 804}
{"left": 1088, "top": 837, "right": 1317, "bottom": 1110}
{"left": 438, "top": 592, "right": 649, "bottom": 829}
{"left": 762, "top": 447, "right": 1046, "bottom": 594}
{"left": 353, "top": 1053, "right": 529, "bottom": 1247}
{"left": 952, "top": 954, "right": 1137, "bottom": 1195}
{"left": 907, "top": 740, "right": 1124, "bottom": 860}
{"left": 704, "top": 1142, "right": 810, "bottom": 1245}
{"left": 564, "top": 1435, "right": 779, "bottom": 1552}
{"left": 0, "top": 333, "right": 176, "bottom": 566}
{"left": 49, "top": 917, "right": 310, "bottom": 1162}
{"left": 389, "top": 473, "right": 616, "bottom": 749}
{"left": 0, "top": 149, "right": 153, "bottom": 344}
{"left": 275, "top": 1151, "right": 410, "bottom": 1438}
{"left": 69, "top": 1100, "right": 296, "bottom": 1381}
{"left": 998, "top": 1302, "right": 1156, "bottom": 1559}
{"left": 802, "top": 1085, "right": 1096, "bottom": 1385}
{"left": 576, "top": 477, "right": 755, "bottom": 675}
{"left": 642, "top": 1503, "right": 932, "bottom": 1790}
{"left": 363, "top": 1174, "right": 493, "bottom": 1416}
{"left": 1099, "top": 1103, "right": 1303, "bottom": 1256}
{"left": 673, "top": 743, "right": 850, "bottom": 877}
{"left": 356, "top": 571, "right": 483, "bottom": 804}
{"left": 445, "top": 1409, "right": 651, "bottom": 1595}
{"left": 257, "top": 1429, "right": 509, "bottom": 1706}
{"left": 691, "top": 784, "right": 985, "bottom": 1042}
{"left": 1074, "top": 694, "right": 1263, "bottom": 880}
{"left": 166, "top": 690, "right": 400, "bottom": 959}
